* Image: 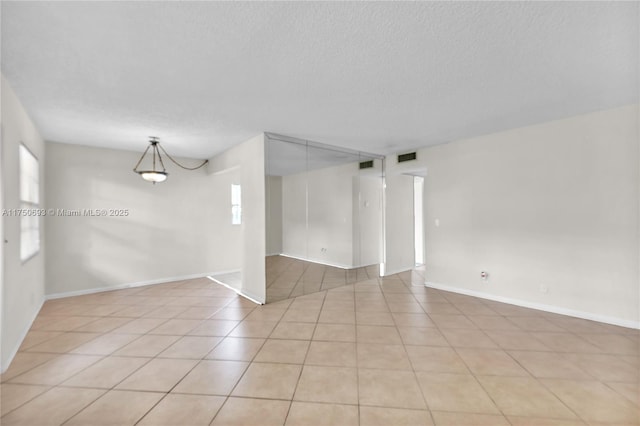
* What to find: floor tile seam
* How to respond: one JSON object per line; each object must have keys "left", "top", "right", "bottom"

{"left": 546, "top": 350, "right": 632, "bottom": 376}
{"left": 60, "top": 352, "right": 155, "bottom": 393}
{"left": 2, "top": 385, "right": 107, "bottom": 425}
{"left": 283, "top": 352, "right": 317, "bottom": 424}
{"left": 206, "top": 394, "right": 234, "bottom": 426}
{"left": 199, "top": 308, "right": 264, "bottom": 423}
{"left": 412, "top": 301, "right": 487, "bottom": 381}
{"left": 138, "top": 305, "right": 192, "bottom": 319}
{"left": 130, "top": 355, "right": 208, "bottom": 408}
{"left": 457, "top": 368, "right": 520, "bottom": 421}
{"left": 67, "top": 331, "right": 177, "bottom": 357}
{"left": 5, "top": 352, "right": 110, "bottom": 388}
{"left": 429, "top": 314, "right": 471, "bottom": 348}
{"left": 218, "top": 394, "right": 300, "bottom": 405}
{"left": 505, "top": 349, "right": 605, "bottom": 382}
{"left": 413, "top": 344, "right": 473, "bottom": 380}
{"left": 114, "top": 333, "right": 187, "bottom": 357}
{"left": 354, "top": 294, "right": 362, "bottom": 426}
{"left": 58, "top": 331, "right": 219, "bottom": 391}
{"left": 381, "top": 281, "right": 433, "bottom": 417}
{"left": 218, "top": 321, "right": 278, "bottom": 404}
{"left": 483, "top": 334, "right": 556, "bottom": 353}
{"left": 614, "top": 352, "right": 640, "bottom": 369}
{"left": 0, "top": 383, "right": 53, "bottom": 419}
{"left": 52, "top": 387, "right": 110, "bottom": 426}
{"left": 284, "top": 261, "right": 311, "bottom": 299}
{"left": 282, "top": 292, "right": 324, "bottom": 426}
{"left": 289, "top": 398, "right": 362, "bottom": 407}
{"left": 600, "top": 380, "right": 640, "bottom": 409}
{"left": 533, "top": 376, "right": 602, "bottom": 424}
{"left": 18, "top": 330, "right": 102, "bottom": 352}
{"left": 33, "top": 309, "right": 112, "bottom": 318}
{"left": 403, "top": 344, "right": 437, "bottom": 425}
{"left": 145, "top": 318, "right": 211, "bottom": 337}
{"left": 34, "top": 313, "right": 123, "bottom": 333}
{"left": 451, "top": 343, "right": 535, "bottom": 379}
{"left": 429, "top": 408, "right": 514, "bottom": 417}
{"left": 0, "top": 355, "right": 59, "bottom": 384}
{"left": 202, "top": 296, "right": 237, "bottom": 319}
{"left": 152, "top": 339, "right": 226, "bottom": 360}
{"left": 106, "top": 318, "right": 176, "bottom": 335}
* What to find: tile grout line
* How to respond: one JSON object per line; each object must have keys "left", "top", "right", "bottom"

{"left": 384, "top": 273, "right": 436, "bottom": 424}
{"left": 282, "top": 287, "right": 328, "bottom": 426}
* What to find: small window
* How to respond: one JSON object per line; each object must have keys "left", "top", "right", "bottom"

{"left": 231, "top": 184, "right": 242, "bottom": 225}
{"left": 19, "top": 144, "right": 40, "bottom": 261}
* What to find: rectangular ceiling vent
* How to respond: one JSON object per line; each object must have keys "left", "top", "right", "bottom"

{"left": 398, "top": 152, "right": 417, "bottom": 163}
{"left": 359, "top": 160, "right": 374, "bottom": 169}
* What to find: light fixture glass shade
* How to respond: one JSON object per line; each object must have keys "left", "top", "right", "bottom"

{"left": 138, "top": 171, "right": 168, "bottom": 183}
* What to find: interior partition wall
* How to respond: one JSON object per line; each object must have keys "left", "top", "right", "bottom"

{"left": 264, "top": 133, "right": 385, "bottom": 303}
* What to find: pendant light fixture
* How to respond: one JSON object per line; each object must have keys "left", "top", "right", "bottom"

{"left": 133, "top": 137, "right": 208, "bottom": 183}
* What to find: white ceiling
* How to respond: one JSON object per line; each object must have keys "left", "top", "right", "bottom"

{"left": 1, "top": 2, "right": 637, "bottom": 159}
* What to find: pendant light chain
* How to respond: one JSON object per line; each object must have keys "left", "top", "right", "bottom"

{"left": 132, "top": 143, "right": 153, "bottom": 171}
{"left": 155, "top": 142, "right": 168, "bottom": 171}
{"left": 157, "top": 142, "right": 208, "bottom": 170}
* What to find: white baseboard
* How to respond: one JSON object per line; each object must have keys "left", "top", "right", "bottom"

{"left": 425, "top": 281, "right": 640, "bottom": 330}
{"left": 208, "top": 269, "right": 242, "bottom": 279}
{"left": 277, "top": 253, "right": 378, "bottom": 271}
{"left": 382, "top": 266, "right": 413, "bottom": 277}
{"left": 278, "top": 253, "right": 354, "bottom": 270}
{"left": 45, "top": 270, "right": 241, "bottom": 300}
{"left": 1, "top": 298, "right": 45, "bottom": 374}
{"left": 206, "top": 275, "right": 264, "bottom": 305}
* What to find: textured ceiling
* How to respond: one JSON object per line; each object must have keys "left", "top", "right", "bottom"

{"left": 1, "top": 2, "right": 638, "bottom": 159}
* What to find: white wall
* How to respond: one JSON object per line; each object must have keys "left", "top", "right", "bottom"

{"left": 208, "top": 167, "right": 243, "bottom": 273}
{"left": 265, "top": 175, "right": 283, "bottom": 255}
{"left": 353, "top": 175, "right": 383, "bottom": 267}
{"left": 281, "top": 169, "right": 308, "bottom": 260}
{"left": 422, "top": 105, "right": 639, "bottom": 327}
{"left": 383, "top": 173, "right": 415, "bottom": 275}
{"left": 45, "top": 141, "right": 240, "bottom": 296}
{"left": 0, "top": 89, "right": 3, "bottom": 374}
{"left": 282, "top": 162, "right": 356, "bottom": 268}
{"left": 208, "top": 134, "right": 266, "bottom": 303}
{"left": 1, "top": 75, "right": 46, "bottom": 372}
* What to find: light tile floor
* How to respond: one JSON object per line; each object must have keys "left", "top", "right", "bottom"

{"left": 1, "top": 270, "right": 639, "bottom": 425}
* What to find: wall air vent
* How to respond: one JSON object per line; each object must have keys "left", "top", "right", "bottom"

{"left": 398, "top": 152, "right": 417, "bottom": 163}
{"left": 359, "top": 160, "right": 374, "bottom": 169}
